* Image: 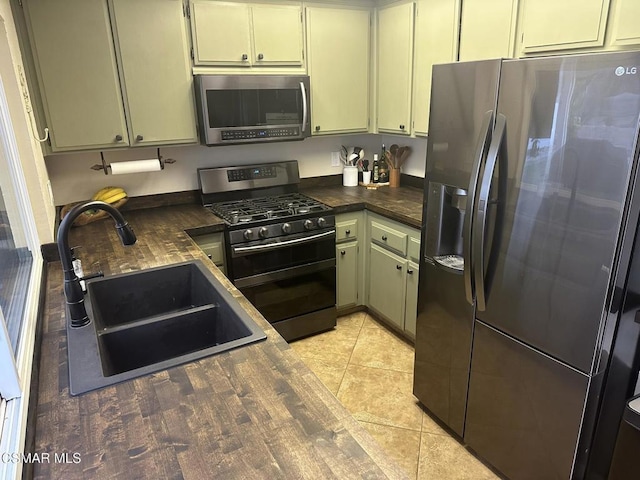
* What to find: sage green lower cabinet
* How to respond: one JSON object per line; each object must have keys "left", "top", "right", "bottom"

{"left": 336, "top": 242, "right": 358, "bottom": 308}
{"left": 335, "top": 211, "right": 365, "bottom": 310}
{"left": 365, "top": 212, "right": 420, "bottom": 338}
{"left": 191, "top": 232, "right": 225, "bottom": 274}
{"left": 368, "top": 244, "right": 407, "bottom": 330}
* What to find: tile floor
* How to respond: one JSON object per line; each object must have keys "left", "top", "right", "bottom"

{"left": 290, "top": 311, "right": 501, "bottom": 480}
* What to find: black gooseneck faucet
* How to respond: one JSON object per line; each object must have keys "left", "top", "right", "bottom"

{"left": 57, "top": 200, "right": 137, "bottom": 328}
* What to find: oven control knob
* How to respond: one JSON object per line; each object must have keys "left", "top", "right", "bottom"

{"left": 281, "top": 223, "right": 292, "bottom": 234}
{"left": 304, "top": 219, "right": 314, "bottom": 230}
{"left": 258, "top": 227, "right": 268, "bottom": 238}
{"left": 243, "top": 229, "right": 253, "bottom": 240}
{"left": 317, "top": 217, "right": 327, "bottom": 228}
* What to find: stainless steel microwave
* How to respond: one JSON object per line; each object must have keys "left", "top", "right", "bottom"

{"left": 194, "top": 74, "right": 311, "bottom": 146}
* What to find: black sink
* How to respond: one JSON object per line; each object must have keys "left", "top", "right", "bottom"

{"left": 67, "top": 260, "right": 266, "bottom": 395}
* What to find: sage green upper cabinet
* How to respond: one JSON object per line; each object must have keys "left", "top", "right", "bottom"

{"left": 190, "top": 1, "right": 304, "bottom": 67}
{"left": 412, "top": 0, "right": 459, "bottom": 136}
{"left": 306, "top": 5, "right": 370, "bottom": 135}
{"left": 376, "top": 1, "right": 414, "bottom": 135}
{"left": 23, "top": 0, "right": 128, "bottom": 151}
{"left": 23, "top": 0, "right": 197, "bottom": 152}
{"left": 520, "top": 0, "right": 610, "bottom": 54}
{"left": 608, "top": 0, "right": 640, "bottom": 47}
{"left": 111, "top": 0, "right": 197, "bottom": 147}
{"left": 190, "top": 1, "right": 252, "bottom": 66}
{"left": 459, "top": 0, "right": 518, "bottom": 61}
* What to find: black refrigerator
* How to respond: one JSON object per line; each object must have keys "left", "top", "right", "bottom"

{"left": 413, "top": 51, "right": 640, "bottom": 479}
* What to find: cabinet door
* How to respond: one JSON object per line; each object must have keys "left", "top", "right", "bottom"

{"left": 609, "top": 0, "right": 640, "bottom": 47}
{"left": 377, "top": 2, "right": 414, "bottom": 135}
{"left": 23, "top": 0, "right": 129, "bottom": 151}
{"left": 520, "top": 0, "right": 610, "bottom": 53}
{"left": 412, "top": 0, "right": 459, "bottom": 136}
{"left": 252, "top": 5, "right": 304, "bottom": 66}
{"left": 306, "top": 6, "right": 370, "bottom": 134}
{"left": 404, "top": 260, "right": 419, "bottom": 337}
{"left": 459, "top": 0, "right": 517, "bottom": 61}
{"left": 190, "top": 1, "right": 252, "bottom": 66}
{"left": 368, "top": 244, "right": 407, "bottom": 330}
{"left": 337, "top": 241, "right": 358, "bottom": 309}
{"left": 112, "top": 0, "right": 198, "bottom": 146}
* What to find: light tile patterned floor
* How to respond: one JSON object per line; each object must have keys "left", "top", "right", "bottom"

{"left": 290, "top": 312, "right": 500, "bottom": 480}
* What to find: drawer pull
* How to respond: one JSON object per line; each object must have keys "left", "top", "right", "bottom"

{"left": 382, "top": 235, "right": 388, "bottom": 241}
{"left": 345, "top": 229, "right": 351, "bottom": 235}
{"left": 396, "top": 265, "right": 402, "bottom": 270}
{"left": 340, "top": 250, "right": 346, "bottom": 256}
{"left": 407, "top": 269, "right": 414, "bottom": 275}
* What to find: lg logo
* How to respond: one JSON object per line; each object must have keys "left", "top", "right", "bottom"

{"left": 615, "top": 66, "right": 637, "bottom": 76}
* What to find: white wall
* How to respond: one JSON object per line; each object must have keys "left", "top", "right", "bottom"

{"left": 45, "top": 133, "right": 428, "bottom": 206}
{"left": 0, "top": 1, "right": 55, "bottom": 243}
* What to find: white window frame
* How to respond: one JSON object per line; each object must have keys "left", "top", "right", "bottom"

{"left": 0, "top": 66, "right": 44, "bottom": 480}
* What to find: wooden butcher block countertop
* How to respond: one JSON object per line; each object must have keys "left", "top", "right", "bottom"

{"left": 33, "top": 199, "right": 414, "bottom": 479}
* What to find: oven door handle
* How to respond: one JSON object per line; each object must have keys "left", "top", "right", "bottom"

{"left": 231, "top": 229, "right": 336, "bottom": 255}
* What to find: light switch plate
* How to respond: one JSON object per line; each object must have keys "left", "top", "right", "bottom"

{"left": 331, "top": 151, "right": 341, "bottom": 167}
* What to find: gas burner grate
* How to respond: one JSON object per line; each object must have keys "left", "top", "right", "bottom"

{"left": 208, "top": 193, "right": 331, "bottom": 225}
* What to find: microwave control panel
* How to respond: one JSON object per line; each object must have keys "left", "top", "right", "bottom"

{"left": 221, "top": 127, "right": 300, "bottom": 141}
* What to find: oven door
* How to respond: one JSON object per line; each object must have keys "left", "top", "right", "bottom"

{"left": 229, "top": 229, "right": 336, "bottom": 340}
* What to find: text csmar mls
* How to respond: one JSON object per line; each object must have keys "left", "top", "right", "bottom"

{"left": 1, "top": 452, "right": 81, "bottom": 464}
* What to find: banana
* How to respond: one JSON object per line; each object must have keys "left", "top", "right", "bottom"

{"left": 92, "top": 186, "right": 126, "bottom": 202}
{"left": 101, "top": 191, "right": 127, "bottom": 204}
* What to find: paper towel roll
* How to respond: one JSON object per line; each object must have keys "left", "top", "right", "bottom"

{"left": 110, "top": 159, "right": 162, "bottom": 175}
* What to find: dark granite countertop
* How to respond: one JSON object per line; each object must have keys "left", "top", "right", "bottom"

{"left": 34, "top": 203, "right": 409, "bottom": 479}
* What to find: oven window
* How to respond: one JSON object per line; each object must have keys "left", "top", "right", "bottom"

{"left": 240, "top": 267, "right": 336, "bottom": 323}
{"left": 206, "top": 89, "right": 302, "bottom": 128}
{"left": 230, "top": 236, "right": 335, "bottom": 280}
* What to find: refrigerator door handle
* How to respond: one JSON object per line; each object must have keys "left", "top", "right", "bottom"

{"left": 464, "top": 110, "right": 494, "bottom": 305}
{"left": 474, "top": 113, "right": 507, "bottom": 311}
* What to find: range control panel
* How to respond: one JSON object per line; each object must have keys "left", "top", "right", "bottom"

{"left": 221, "top": 127, "right": 300, "bottom": 141}
{"left": 227, "top": 166, "right": 277, "bottom": 182}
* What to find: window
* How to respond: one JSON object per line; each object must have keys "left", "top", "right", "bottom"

{"left": 0, "top": 40, "right": 43, "bottom": 480}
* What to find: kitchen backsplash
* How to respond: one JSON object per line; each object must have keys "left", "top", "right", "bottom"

{"left": 45, "top": 134, "right": 427, "bottom": 206}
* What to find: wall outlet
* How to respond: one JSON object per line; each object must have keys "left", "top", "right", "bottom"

{"left": 331, "top": 151, "right": 341, "bottom": 167}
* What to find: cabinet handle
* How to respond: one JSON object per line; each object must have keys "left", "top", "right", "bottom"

{"left": 340, "top": 250, "right": 346, "bottom": 256}
{"left": 396, "top": 265, "right": 402, "bottom": 270}
{"left": 115, "top": 134, "right": 123, "bottom": 142}
{"left": 407, "top": 269, "right": 414, "bottom": 275}
{"left": 135, "top": 134, "right": 143, "bottom": 142}
{"left": 381, "top": 235, "right": 387, "bottom": 241}
{"left": 345, "top": 229, "right": 351, "bottom": 235}
{"left": 315, "top": 125, "right": 320, "bottom": 131}
{"left": 399, "top": 124, "right": 405, "bottom": 130}
{"left": 242, "top": 53, "right": 248, "bottom": 61}
{"left": 207, "top": 254, "right": 212, "bottom": 259}
{"left": 258, "top": 53, "right": 264, "bottom": 60}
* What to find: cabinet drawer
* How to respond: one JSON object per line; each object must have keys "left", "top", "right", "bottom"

{"left": 408, "top": 237, "right": 420, "bottom": 263}
{"left": 192, "top": 233, "right": 224, "bottom": 265}
{"left": 336, "top": 219, "right": 358, "bottom": 242}
{"left": 371, "top": 221, "right": 407, "bottom": 256}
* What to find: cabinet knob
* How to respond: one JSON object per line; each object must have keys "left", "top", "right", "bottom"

{"left": 381, "top": 235, "right": 387, "bottom": 241}
{"left": 242, "top": 53, "right": 248, "bottom": 61}
{"left": 407, "top": 269, "right": 414, "bottom": 275}
{"left": 345, "top": 229, "right": 351, "bottom": 235}
{"left": 399, "top": 124, "right": 405, "bottom": 130}
{"left": 135, "top": 134, "right": 143, "bottom": 142}
{"left": 340, "top": 250, "right": 346, "bottom": 256}
{"left": 207, "top": 254, "right": 212, "bottom": 260}
{"left": 396, "top": 265, "right": 402, "bottom": 270}
{"left": 315, "top": 125, "right": 320, "bottom": 131}
{"left": 114, "top": 134, "right": 123, "bottom": 142}
{"left": 257, "top": 53, "right": 264, "bottom": 60}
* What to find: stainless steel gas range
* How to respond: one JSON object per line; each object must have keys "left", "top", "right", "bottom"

{"left": 198, "top": 161, "right": 337, "bottom": 341}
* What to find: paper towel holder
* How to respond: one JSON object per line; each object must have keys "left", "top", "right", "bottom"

{"left": 90, "top": 148, "right": 176, "bottom": 175}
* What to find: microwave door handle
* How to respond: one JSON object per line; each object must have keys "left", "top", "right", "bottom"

{"left": 300, "top": 81, "right": 308, "bottom": 131}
